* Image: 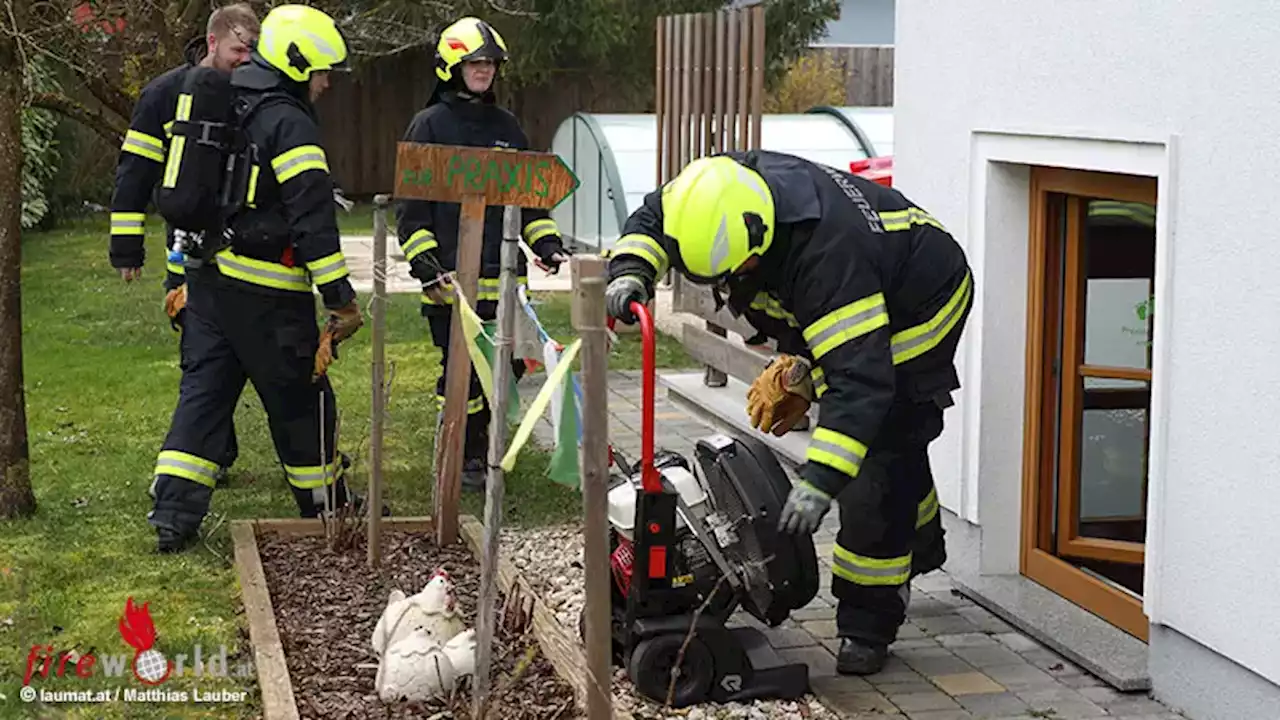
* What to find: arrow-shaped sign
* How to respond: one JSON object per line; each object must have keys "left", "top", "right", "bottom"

{"left": 393, "top": 141, "right": 580, "bottom": 210}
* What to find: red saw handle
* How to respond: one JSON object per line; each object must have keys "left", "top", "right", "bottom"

{"left": 607, "top": 301, "right": 660, "bottom": 494}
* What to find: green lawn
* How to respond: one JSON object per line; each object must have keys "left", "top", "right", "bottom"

{"left": 0, "top": 215, "right": 691, "bottom": 719}
{"left": 335, "top": 201, "right": 376, "bottom": 236}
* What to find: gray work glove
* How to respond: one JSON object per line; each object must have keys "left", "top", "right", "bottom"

{"left": 778, "top": 481, "right": 832, "bottom": 535}
{"left": 605, "top": 275, "right": 649, "bottom": 324}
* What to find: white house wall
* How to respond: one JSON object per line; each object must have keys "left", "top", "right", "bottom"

{"left": 895, "top": 0, "right": 1280, "bottom": 687}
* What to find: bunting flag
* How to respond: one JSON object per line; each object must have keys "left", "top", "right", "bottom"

{"left": 454, "top": 284, "right": 587, "bottom": 489}
{"left": 541, "top": 337, "right": 583, "bottom": 488}
{"left": 455, "top": 286, "right": 545, "bottom": 426}
{"left": 501, "top": 338, "right": 582, "bottom": 485}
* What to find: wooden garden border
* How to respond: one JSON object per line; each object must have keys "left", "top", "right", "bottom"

{"left": 231, "top": 515, "right": 628, "bottom": 720}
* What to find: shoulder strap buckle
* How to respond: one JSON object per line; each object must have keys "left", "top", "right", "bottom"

{"left": 172, "top": 119, "right": 234, "bottom": 150}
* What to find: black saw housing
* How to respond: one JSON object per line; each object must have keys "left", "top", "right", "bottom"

{"left": 584, "top": 300, "right": 821, "bottom": 708}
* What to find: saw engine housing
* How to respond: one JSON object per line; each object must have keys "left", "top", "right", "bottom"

{"left": 606, "top": 433, "right": 819, "bottom": 629}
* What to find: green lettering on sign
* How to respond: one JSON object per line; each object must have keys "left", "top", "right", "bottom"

{"left": 532, "top": 161, "right": 550, "bottom": 198}
{"left": 428, "top": 153, "right": 555, "bottom": 197}
{"left": 401, "top": 167, "right": 433, "bottom": 187}
{"left": 393, "top": 142, "right": 580, "bottom": 209}
{"left": 446, "top": 155, "right": 468, "bottom": 187}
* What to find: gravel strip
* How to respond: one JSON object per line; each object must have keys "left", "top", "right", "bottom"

{"left": 504, "top": 525, "right": 839, "bottom": 719}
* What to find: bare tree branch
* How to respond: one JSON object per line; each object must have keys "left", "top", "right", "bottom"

{"left": 485, "top": 0, "right": 538, "bottom": 18}
{"left": 178, "top": 0, "right": 205, "bottom": 33}
{"left": 28, "top": 91, "right": 126, "bottom": 143}
{"left": 79, "top": 72, "right": 134, "bottom": 124}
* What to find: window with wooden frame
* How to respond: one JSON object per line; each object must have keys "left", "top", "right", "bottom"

{"left": 1020, "top": 166, "right": 1156, "bottom": 641}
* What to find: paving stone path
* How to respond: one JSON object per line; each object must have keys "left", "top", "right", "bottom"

{"left": 518, "top": 370, "right": 1187, "bottom": 720}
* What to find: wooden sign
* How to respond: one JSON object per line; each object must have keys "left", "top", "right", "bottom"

{"left": 393, "top": 142, "right": 579, "bottom": 210}
{"left": 392, "top": 141, "right": 580, "bottom": 547}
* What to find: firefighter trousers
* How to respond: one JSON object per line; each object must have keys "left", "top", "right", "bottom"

{"left": 176, "top": 321, "right": 239, "bottom": 470}
{"left": 425, "top": 307, "right": 525, "bottom": 463}
{"left": 148, "top": 269, "right": 353, "bottom": 540}
{"left": 832, "top": 400, "right": 947, "bottom": 647}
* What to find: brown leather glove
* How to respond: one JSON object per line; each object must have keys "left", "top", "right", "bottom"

{"left": 164, "top": 285, "right": 187, "bottom": 318}
{"left": 164, "top": 285, "right": 187, "bottom": 330}
{"left": 746, "top": 354, "right": 814, "bottom": 436}
{"left": 313, "top": 302, "right": 364, "bottom": 381}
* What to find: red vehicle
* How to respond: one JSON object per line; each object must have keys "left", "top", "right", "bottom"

{"left": 850, "top": 155, "right": 893, "bottom": 187}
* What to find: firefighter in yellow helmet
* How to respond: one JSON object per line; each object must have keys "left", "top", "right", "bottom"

{"left": 395, "top": 16, "right": 571, "bottom": 491}
{"left": 147, "top": 4, "right": 381, "bottom": 553}
{"left": 605, "top": 150, "right": 973, "bottom": 674}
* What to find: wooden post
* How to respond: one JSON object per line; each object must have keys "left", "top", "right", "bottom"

{"left": 392, "top": 142, "right": 580, "bottom": 547}
{"left": 571, "top": 255, "right": 612, "bottom": 719}
{"left": 472, "top": 206, "right": 521, "bottom": 718}
{"left": 435, "top": 194, "right": 484, "bottom": 546}
{"left": 368, "top": 193, "right": 390, "bottom": 567}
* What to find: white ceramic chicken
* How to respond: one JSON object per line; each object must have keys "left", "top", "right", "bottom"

{"left": 375, "top": 626, "right": 478, "bottom": 702}
{"left": 371, "top": 568, "right": 467, "bottom": 656}
{"left": 442, "top": 627, "right": 477, "bottom": 676}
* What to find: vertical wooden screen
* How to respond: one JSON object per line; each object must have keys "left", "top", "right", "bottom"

{"left": 654, "top": 6, "right": 769, "bottom": 389}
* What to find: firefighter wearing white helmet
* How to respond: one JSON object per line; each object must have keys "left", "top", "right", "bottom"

{"left": 605, "top": 150, "right": 973, "bottom": 675}
{"left": 146, "top": 4, "right": 386, "bottom": 554}
{"left": 395, "top": 16, "right": 571, "bottom": 492}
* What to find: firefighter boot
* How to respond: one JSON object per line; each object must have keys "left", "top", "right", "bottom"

{"left": 148, "top": 474, "right": 213, "bottom": 554}
{"left": 462, "top": 459, "right": 486, "bottom": 492}
{"left": 836, "top": 638, "right": 889, "bottom": 675}
{"left": 836, "top": 585, "right": 908, "bottom": 675}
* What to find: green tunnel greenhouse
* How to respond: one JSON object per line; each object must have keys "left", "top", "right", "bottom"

{"left": 549, "top": 106, "right": 894, "bottom": 253}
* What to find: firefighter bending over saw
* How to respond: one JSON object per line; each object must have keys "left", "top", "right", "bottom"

{"left": 604, "top": 150, "right": 973, "bottom": 675}
{"left": 144, "top": 5, "right": 385, "bottom": 554}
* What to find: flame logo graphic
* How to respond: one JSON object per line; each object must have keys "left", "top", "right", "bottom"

{"left": 118, "top": 597, "right": 173, "bottom": 685}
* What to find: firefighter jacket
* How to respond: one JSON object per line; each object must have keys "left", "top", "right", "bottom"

{"left": 607, "top": 150, "right": 973, "bottom": 500}
{"left": 206, "top": 62, "right": 355, "bottom": 311}
{"left": 109, "top": 38, "right": 205, "bottom": 290}
{"left": 394, "top": 88, "right": 567, "bottom": 317}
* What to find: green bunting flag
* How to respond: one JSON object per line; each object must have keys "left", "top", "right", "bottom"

{"left": 546, "top": 354, "right": 581, "bottom": 488}
{"left": 473, "top": 319, "right": 522, "bottom": 426}
{"left": 501, "top": 338, "right": 582, "bottom": 480}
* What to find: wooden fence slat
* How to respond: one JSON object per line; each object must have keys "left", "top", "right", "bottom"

{"left": 704, "top": 13, "right": 714, "bottom": 158}
{"left": 750, "top": 4, "right": 764, "bottom": 149}
{"left": 736, "top": 9, "right": 750, "bottom": 150}
{"left": 696, "top": 12, "right": 706, "bottom": 159}
{"left": 725, "top": 10, "right": 738, "bottom": 151}
{"left": 817, "top": 45, "right": 894, "bottom": 107}
{"left": 713, "top": 11, "right": 725, "bottom": 154}
{"left": 670, "top": 15, "right": 680, "bottom": 181}
{"left": 679, "top": 14, "right": 692, "bottom": 170}
{"left": 655, "top": 19, "right": 666, "bottom": 188}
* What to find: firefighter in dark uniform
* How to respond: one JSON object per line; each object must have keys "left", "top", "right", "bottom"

{"left": 109, "top": 3, "right": 259, "bottom": 484}
{"left": 605, "top": 151, "right": 972, "bottom": 674}
{"left": 146, "top": 4, "right": 371, "bottom": 553}
{"left": 395, "top": 16, "right": 570, "bottom": 491}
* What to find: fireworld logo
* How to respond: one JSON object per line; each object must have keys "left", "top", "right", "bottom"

{"left": 23, "top": 596, "right": 253, "bottom": 686}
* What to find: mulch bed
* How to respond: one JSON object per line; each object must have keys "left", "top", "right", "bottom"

{"left": 257, "top": 529, "right": 582, "bottom": 719}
